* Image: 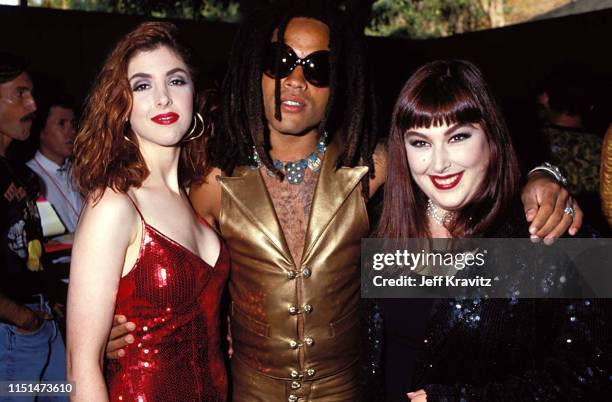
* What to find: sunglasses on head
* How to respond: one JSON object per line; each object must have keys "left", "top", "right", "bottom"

{"left": 263, "top": 42, "right": 331, "bottom": 88}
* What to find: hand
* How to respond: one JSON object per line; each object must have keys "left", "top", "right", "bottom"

{"left": 15, "top": 308, "right": 52, "bottom": 334}
{"left": 407, "top": 389, "right": 427, "bottom": 401}
{"left": 522, "top": 172, "right": 583, "bottom": 242}
{"left": 106, "top": 314, "right": 136, "bottom": 360}
{"left": 52, "top": 303, "right": 65, "bottom": 320}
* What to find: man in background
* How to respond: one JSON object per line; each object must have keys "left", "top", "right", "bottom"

{"left": 0, "top": 52, "right": 68, "bottom": 402}
{"left": 26, "top": 95, "right": 81, "bottom": 233}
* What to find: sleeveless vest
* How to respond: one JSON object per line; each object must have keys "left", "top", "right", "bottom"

{"left": 217, "top": 139, "right": 369, "bottom": 380}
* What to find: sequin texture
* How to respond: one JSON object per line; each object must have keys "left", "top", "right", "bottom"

{"left": 106, "top": 221, "right": 229, "bottom": 402}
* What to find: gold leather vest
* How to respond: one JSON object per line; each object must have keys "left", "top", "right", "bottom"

{"left": 217, "top": 140, "right": 369, "bottom": 381}
{"left": 602, "top": 124, "right": 612, "bottom": 227}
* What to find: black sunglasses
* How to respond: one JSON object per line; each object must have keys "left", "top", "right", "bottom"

{"left": 263, "top": 42, "right": 331, "bottom": 88}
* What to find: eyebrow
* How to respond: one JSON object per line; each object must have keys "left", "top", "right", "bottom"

{"left": 405, "top": 123, "right": 476, "bottom": 137}
{"left": 128, "top": 68, "right": 189, "bottom": 82}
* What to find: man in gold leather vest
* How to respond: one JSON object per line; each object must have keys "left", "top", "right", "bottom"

{"left": 217, "top": 137, "right": 372, "bottom": 401}
{"left": 199, "top": 9, "right": 386, "bottom": 400}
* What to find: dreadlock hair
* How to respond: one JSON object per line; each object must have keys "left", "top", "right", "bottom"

{"left": 206, "top": 0, "right": 378, "bottom": 197}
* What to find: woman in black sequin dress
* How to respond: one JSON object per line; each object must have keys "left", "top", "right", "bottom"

{"left": 372, "top": 60, "right": 611, "bottom": 402}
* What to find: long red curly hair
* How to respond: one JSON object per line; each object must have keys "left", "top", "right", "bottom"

{"left": 73, "top": 21, "right": 212, "bottom": 201}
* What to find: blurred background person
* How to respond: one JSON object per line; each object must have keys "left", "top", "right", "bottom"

{"left": 26, "top": 93, "right": 82, "bottom": 233}
{"left": 0, "top": 51, "right": 68, "bottom": 402}
{"left": 602, "top": 123, "right": 612, "bottom": 228}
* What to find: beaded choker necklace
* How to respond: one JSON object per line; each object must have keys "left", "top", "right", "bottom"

{"left": 251, "top": 132, "right": 328, "bottom": 185}
{"left": 426, "top": 199, "right": 456, "bottom": 226}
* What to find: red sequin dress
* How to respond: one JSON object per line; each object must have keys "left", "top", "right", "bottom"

{"left": 106, "top": 204, "right": 229, "bottom": 402}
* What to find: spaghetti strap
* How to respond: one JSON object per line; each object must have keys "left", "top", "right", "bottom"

{"left": 125, "top": 193, "right": 145, "bottom": 222}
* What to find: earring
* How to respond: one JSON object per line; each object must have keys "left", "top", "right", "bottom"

{"left": 123, "top": 135, "right": 138, "bottom": 147}
{"left": 181, "top": 112, "right": 205, "bottom": 143}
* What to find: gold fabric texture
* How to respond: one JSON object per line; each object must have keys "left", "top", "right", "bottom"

{"left": 217, "top": 138, "right": 369, "bottom": 386}
{"left": 601, "top": 124, "right": 612, "bottom": 227}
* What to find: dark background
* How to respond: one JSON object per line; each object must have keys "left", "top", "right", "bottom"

{"left": 1, "top": 4, "right": 610, "bottom": 215}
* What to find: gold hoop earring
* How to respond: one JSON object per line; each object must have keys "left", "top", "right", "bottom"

{"left": 123, "top": 135, "right": 138, "bottom": 147}
{"left": 181, "top": 112, "right": 205, "bottom": 143}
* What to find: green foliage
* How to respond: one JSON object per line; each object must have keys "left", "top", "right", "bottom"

{"left": 32, "top": 0, "right": 240, "bottom": 22}
{"left": 366, "top": 0, "right": 491, "bottom": 39}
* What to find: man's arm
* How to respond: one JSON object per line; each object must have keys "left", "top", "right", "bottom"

{"left": 521, "top": 171, "right": 583, "bottom": 241}
{"left": 369, "top": 143, "right": 387, "bottom": 198}
{"left": 0, "top": 292, "right": 51, "bottom": 332}
{"left": 189, "top": 167, "right": 223, "bottom": 226}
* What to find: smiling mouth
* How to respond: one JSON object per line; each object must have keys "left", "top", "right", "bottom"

{"left": 151, "top": 113, "right": 179, "bottom": 125}
{"left": 429, "top": 172, "right": 464, "bottom": 190}
{"left": 280, "top": 98, "right": 306, "bottom": 112}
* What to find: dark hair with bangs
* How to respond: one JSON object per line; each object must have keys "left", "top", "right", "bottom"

{"left": 205, "top": 0, "right": 378, "bottom": 196}
{"left": 375, "top": 60, "right": 520, "bottom": 238}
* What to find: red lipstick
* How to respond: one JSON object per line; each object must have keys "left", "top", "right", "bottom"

{"left": 429, "top": 172, "right": 464, "bottom": 190}
{"left": 151, "top": 112, "right": 179, "bottom": 125}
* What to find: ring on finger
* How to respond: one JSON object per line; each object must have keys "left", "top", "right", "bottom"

{"left": 563, "top": 206, "right": 575, "bottom": 218}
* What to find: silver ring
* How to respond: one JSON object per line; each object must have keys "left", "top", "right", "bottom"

{"left": 564, "top": 206, "right": 575, "bottom": 218}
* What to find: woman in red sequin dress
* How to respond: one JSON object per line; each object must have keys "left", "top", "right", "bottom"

{"left": 66, "top": 22, "right": 228, "bottom": 401}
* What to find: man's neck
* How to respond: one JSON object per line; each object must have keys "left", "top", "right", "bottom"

{"left": 39, "top": 146, "right": 66, "bottom": 167}
{"left": 269, "top": 129, "right": 319, "bottom": 161}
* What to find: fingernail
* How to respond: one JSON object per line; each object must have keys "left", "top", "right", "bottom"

{"left": 569, "top": 228, "right": 577, "bottom": 236}
{"left": 544, "top": 237, "right": 554, "bottom": 245}
{"left": 526, "top": 210, "right": 535, "bottom": 220}
{"left": 117, "top": 316, "right": 126, "bottom": 323}
{"left": 530, "top": 235, "right": 541, "bottom": 243}
{"left": 125, "top": 335, "right": 134, "bottom": 343}
{"left": 529, "top": 226, "right": 538, "bottom": 234}
{"left": 118, "top": 349, "right": 125, "bottom": 357}
{"left": 126, "top": 322, "right": 136, "bottom": 331}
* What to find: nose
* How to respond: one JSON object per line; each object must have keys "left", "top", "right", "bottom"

{"left": 155, "top": 85, "right": 172, "bottom": 108}
{"left": 67, "top": 120, "right": 77, "bottom": 136}
{"left": 283, "top": 66, "right": 307, "bottom": 90}
{"left": 432, "top": 143, "right": 451, "bottom": 173}
{"left": 24, "top": 93, "right": 36, "bottom": 113}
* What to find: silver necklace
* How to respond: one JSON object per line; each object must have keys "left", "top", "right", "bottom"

{"left": 426, "top": 199, "right": 455, "bottom": 226}
{"left": 250, "top": 132, "right": 328, "bottom": 185}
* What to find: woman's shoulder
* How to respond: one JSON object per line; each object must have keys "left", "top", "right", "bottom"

{"left": 80, "top": 189, "right": 139, "bottom": 229}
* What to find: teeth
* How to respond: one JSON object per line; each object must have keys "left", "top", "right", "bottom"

{"left": 434, "top": 174, "right": 459, "bottom": 185}
{"left": 283, "top": 100, "right": 301, "bottom": 106}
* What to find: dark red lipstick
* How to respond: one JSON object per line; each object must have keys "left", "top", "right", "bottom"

{"left": 151, "top": 112, "right": 179, "bottom": 125}
{"left": 429, "top": 172, "right": 464, "bottom": 190}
